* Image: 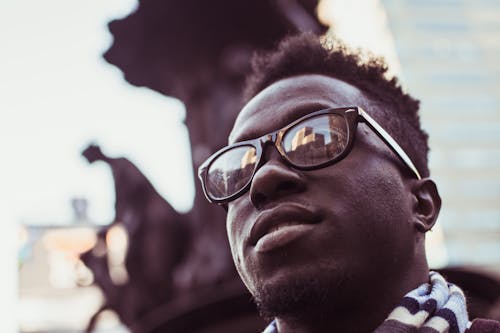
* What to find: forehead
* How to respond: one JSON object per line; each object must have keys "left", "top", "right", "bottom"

{"left": 229, "top": 74, "right": 368, "bottom": 143}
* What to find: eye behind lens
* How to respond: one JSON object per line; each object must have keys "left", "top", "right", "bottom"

{"left": 206, "top": 145, "right": 257, "bottom": 200}
{"left": 281, "top": 114, "right": 349, "bottom": 168}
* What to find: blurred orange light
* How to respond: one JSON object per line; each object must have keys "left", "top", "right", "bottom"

{"left": 105, "top": 224, "right": 128, "bottom": 253}
{"left": 42, "top": 227, "right": 97, "bottom": 258}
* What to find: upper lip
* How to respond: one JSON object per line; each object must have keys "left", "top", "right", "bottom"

{"left": 248, "top": 203, "right": 321, "bottom": 246}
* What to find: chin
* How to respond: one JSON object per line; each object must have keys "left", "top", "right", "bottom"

{"left": 251, "top": 269, "right": 351, "bottom": 320}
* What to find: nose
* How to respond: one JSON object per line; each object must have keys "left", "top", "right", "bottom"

{"left": 249, "top": 148, "right": 307, "bottom": 208}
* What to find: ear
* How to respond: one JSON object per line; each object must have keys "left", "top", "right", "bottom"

{"left": 411, "top": 178, "right": 441, "bottom": 233}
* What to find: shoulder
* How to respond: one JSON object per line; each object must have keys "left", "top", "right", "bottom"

{"left": 466, "top": 318, "right": 500, "bottom": 333}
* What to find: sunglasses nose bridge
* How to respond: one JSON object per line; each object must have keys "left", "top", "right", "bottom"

{"left": 256, "top": 132, "right": 285, "bottom": 168}
{"left": 259, "top": 132, "right": 280, "bottom": 154}
{"left": 261, "top": 133, "right": 276, "bottom": 144}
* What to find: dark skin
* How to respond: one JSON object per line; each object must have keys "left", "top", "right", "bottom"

{"left": 226, "top": 74, "right": 441, "bottom": 333}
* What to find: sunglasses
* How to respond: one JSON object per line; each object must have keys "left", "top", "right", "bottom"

{"left": 198, "top": 106, "right": 421, "bottom": 204}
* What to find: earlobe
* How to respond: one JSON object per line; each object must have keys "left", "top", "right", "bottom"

{"left": 411, "top": 178, "right": 441, "bottom": 233}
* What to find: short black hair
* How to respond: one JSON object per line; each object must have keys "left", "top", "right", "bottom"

{"left": 244, "top": 32, "right": 429, "bottom": 178}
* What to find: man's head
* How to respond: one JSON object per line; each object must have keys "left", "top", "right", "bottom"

{"left": 199, "top": 33, "right": 441, "bottom": 321}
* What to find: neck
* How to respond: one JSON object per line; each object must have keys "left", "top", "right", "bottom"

{"left": 274, "top": 265, "right": 430, "bottom": 333}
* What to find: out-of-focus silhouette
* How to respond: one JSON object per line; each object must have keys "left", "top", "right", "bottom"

{"left": 81, "top": 144, "right": 189, "bottom": 331}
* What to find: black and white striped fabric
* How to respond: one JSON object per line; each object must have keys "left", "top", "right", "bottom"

{"left": 374, "top": 271, "right": 469, "bottom": 333}
{"left": 262, "top": 271, "right": 470, "bottom": 333}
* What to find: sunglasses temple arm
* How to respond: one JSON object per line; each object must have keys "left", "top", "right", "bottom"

{"left": 358, "top": 109, "right": 422, "bottom": 180}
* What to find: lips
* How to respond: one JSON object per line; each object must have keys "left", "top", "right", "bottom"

{"left": 249, "top": 203, "right": 321, "bottom": 250}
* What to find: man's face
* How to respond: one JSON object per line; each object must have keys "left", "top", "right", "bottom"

{"left": 226, "top": 74, "right": 418, "bottom": 316}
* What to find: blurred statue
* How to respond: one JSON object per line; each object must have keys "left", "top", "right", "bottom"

{"left": 81, "top": 144, "right": 189, "bottom": 331}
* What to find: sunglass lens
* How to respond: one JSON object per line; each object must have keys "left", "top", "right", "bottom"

{"left": 281, "top": 114, "right": 348, "bottom": 167}
{"left": 206, "top": 145, "right": 257, "bottom": 200}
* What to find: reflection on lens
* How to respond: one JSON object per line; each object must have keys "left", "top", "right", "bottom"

{"left": 206, "top": 146, "right": 257, "bottom": 199}
{"left": 282, "top": 114, "right": 348, "bottom": 167}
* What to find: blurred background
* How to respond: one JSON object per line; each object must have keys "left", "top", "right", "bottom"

{"left": 1, "top": 0, "right": 499, "bottom": 332}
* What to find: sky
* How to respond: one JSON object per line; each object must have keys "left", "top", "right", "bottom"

{"left": 1, "top": 0, "right": 195, "bottom": 226}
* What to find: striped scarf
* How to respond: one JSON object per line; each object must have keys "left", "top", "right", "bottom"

{"left": 375, "top": 271, "right": 469, "bottom": 333}
{"left": 262, "top": 271, "right": 470, "bottom": 333}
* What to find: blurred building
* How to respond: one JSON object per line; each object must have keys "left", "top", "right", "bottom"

{"left": 18, "top": 224, "right": 128, "bottom": 333}
{"left": 381, "top": 0, "right": 500, "bottom": 269}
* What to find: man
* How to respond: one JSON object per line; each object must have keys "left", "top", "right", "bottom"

{"left": 198, "top": 33, "right": 499, "bottom": 333}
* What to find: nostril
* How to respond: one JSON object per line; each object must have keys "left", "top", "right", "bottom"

{"left": 251, "top": 180, "right": 305, "bottom": 208}
{"left": 249, "top": 161, "right": 307, "bottom": 208}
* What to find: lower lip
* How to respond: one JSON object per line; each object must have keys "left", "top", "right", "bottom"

{"left": 254, "top": 224, "right": 315, "bottom": 253}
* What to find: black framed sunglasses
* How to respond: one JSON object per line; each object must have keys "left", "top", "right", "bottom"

{"left": 198, "top": 106, "right": 421, "bottom": 204}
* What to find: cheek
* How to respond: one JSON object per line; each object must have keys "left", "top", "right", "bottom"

{"left": 226, "top": 203, "right": 262, "bottom": 294}
{"left": 226, "top": 207, "right": 242, "bottom": 266}
{"left": 314, "top": 164, "right": 413, "bottom": 243}
{"left": 349, "top": 175, "right": 415, "bottom": 260}
{"left": 226, "top": 204, "right": 252, "bottom": 281}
